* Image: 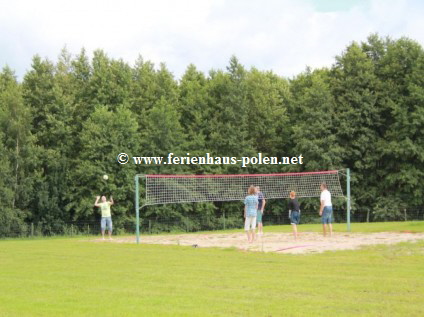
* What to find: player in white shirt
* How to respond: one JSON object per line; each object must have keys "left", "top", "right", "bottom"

{"left": 319, "top": 183, "right": 333, "bottom": 237}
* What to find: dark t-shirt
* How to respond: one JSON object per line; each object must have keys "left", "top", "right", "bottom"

{"left": 257, "top": 192, "right": 265, "bottom": 209}
{"left": 288, "top": 198, "right": 300, "bottom": 212}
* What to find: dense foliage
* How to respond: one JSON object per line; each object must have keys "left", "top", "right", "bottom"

{"left": 1, "top": 35, "right": 423, "bottom": 234}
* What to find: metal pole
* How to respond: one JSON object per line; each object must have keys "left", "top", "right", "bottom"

{"left": 347, "top": 168, "right": 351, "bottom": 232}
{"left": 135, "top": 175, "right": 140, "bottom": 244}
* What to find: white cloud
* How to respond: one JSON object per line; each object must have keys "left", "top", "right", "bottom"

{"left": 0, "top": 0, "right": 423, "bottom": 80}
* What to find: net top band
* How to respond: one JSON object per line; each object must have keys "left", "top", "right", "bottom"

{"left": 142, "top": 170, "right": 339, "bottom": 178}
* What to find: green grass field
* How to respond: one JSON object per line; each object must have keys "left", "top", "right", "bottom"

{"left": 1, "top": 222, "right": 424, "bottom": 317}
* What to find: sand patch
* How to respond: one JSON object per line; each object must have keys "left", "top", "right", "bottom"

{"left": 93, "top": 231, "right": 424, "bottom": 254}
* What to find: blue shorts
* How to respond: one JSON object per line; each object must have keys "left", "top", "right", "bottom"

{"left": 290, "top": 211, "right": 300, "bottom": 225}
{"left": 257, "top": 210, "right": 263, "bottom": 223}
{"left": 321, "top": 206, "right": 333, "bottom": 224}
{"left": 101, "top": 217, "right": 113, "bottom": 231}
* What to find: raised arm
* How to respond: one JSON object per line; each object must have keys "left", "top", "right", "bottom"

{"left": 94, "top": 196, "right": 100, "bottom": 207}
{"left": 110, "top": 196, "right": 114, "bottom": 205}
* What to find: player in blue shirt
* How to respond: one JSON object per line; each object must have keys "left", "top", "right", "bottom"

{"left": 244, "top": 185, "right": 258, "bottom": 243}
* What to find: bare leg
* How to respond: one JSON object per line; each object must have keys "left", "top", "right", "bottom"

{"left": 329, "top": 224, "right": 333, "bottom": 237}
{"left": 101, "top": 230, "right": 105, "bottom": 240}
{"left": 246, "top": 231, "right": 250, "bottom": 242}
{"left": 108, "top": 230, "right": 112, "bottom": 240}
{"left": 258, "top": 222, "right": 263, "bottom": 235}
{"left": 292, "top": 224, "right": 298, "bottom": 240}
{"left": 322, "top": 224, "right": 327, "bottom": 237}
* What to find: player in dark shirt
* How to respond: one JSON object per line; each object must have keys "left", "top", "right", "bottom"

{"left": 256, "top": 186, "right": 266, "bottom": 235}
{"left": 288, "top": 191, "right": 301, "bottom": 240}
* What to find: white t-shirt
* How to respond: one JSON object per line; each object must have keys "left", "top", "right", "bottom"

{"left": 320, "top": 190, "right": 332, "bottom": 207}
{"left": 99, "top": 202, "right": 112, "bottom": 217}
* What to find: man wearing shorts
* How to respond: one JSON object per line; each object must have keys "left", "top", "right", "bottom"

{"left": 94, "top": 195, "right": 114, "bottom": 240}
{"left": 256, "top": 186, "right": 266, "bottom": 235}
{"left": 319, "top": 183, "right": 333, "bottom": 237}
{"left": 244, "top": 185, "right": 258, "bottom": 243}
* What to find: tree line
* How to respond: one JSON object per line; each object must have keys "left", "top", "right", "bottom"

{"left": 0, "top": 34, "right": 423, "bottom": 235}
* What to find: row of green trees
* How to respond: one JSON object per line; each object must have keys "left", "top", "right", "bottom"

{"left": 1, "top": 34, "right": 423, "bottom": 235}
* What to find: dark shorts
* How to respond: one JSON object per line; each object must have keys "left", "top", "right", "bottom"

{"left": 290, "top": 211, "right": 300, "bottom": 225}
{"left": 257, "top": 210, "right": 263, "bottom": 223}
{"left": 322, "top": 206, "right": 333, "bottom": 224}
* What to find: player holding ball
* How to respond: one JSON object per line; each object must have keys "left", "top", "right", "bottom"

{"left": 94, "top": 195, "right": 114, "bottom": 240}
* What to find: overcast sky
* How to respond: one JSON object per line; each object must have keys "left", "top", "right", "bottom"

{"left": 1, "top": 0, "right": 423, "bottom": 80}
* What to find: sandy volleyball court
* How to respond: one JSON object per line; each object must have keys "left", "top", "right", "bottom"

{"left": 100, "top": 231, "right": 424, "bottom": 254}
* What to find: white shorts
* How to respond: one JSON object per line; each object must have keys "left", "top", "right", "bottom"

{"left": 244, "top": 216, "right": 257, "bottom": 231}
